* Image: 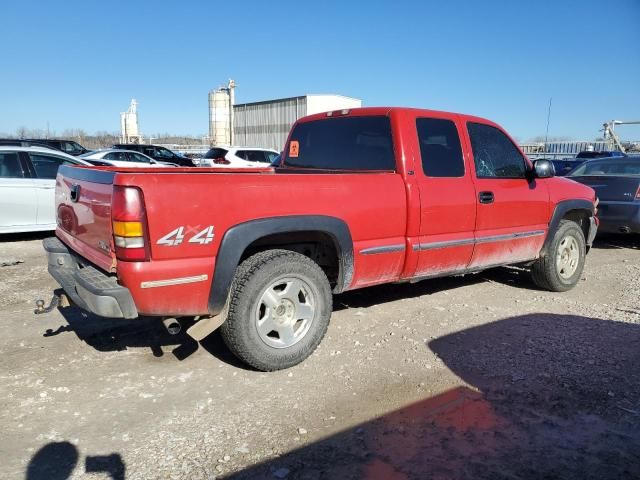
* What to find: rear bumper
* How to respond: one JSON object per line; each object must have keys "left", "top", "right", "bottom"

{"left": 596, "top": 201, "right": 640, "bottom": 234}
{"left": 44, "top": 237, "right": 138, "bottom": 319}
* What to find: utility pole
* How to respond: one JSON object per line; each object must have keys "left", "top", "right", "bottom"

{"left": 544, "top": 97, "right": 552, "bottom": 159}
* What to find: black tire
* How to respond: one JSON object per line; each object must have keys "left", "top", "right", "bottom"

{"left": 531, "top": 220, "right": 586, "bottom": 292}
{"left": 220, "top": 249, "right": 332, "bottom": 371}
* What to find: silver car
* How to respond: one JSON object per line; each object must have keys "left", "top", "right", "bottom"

{"left": 0, "top": 146, "right": 91, "bottom": 234}
{"left": 81, "top": 149, "right": 178, "bottom": 167}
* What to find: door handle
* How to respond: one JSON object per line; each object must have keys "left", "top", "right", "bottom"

{"left": 478, "top": 191, "right": 494, "bottom": 204}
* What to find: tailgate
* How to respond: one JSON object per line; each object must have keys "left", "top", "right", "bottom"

{"left": 55, "top": 165, "right": 116, "bottom": 272}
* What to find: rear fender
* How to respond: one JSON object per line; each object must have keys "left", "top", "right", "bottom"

{"left": 208, "top": 215, "right": 353, "bottom": 316}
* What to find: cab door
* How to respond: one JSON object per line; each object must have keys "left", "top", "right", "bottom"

{"left": 463, "top": 121, "right": 550, "bottom": 269}
{"left": 0, "top": 151, "right": 37, "bottom": 230}
{"left": 413, "top": 115, "right": 477, "bottom": 277}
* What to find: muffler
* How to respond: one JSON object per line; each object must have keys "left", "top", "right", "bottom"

{"left": 162, "top": 317, "right": 182, "bottom": 335}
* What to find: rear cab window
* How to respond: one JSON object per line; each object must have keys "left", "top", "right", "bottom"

{"left": 283, "top": 116, "right": 395, "bottom": 171}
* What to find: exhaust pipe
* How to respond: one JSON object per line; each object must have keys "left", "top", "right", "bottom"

{"left": 619, "top": 226, "right": 631, "bottom": 234}
{"left": 162, "top": 317, "right": 181, "bottom": 335}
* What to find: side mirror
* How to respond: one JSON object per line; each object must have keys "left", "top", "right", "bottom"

{"left": 533, "top": 159, "right": 555, "bottom": 178}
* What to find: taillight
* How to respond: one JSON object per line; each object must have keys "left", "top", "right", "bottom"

{"left": 214, "top": 157, "right": 230, "bottom": 165}
{"left": 635, "top": 186, "right": 640, "bottom": 200}
{"left": 112, "top": 186, "right": 150, "bottom": 261}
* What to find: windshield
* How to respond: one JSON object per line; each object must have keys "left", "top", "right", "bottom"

{"left": 155, "top": 148, "right": 177, "bottom": 159}
{"left": 62, "top": 141, "right": 85, "bottom": 154}
{"left": 569, "top": 159, "right": 640, "bottom": 176}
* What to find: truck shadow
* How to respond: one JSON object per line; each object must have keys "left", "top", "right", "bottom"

{"left": 49, "top": 292, "right": 248, "bottom": 367}
{"left": 592, "top": 233, "right": 640, "bottom": 250}
{"left": 225, "top": 313, "right": 640, "bottom": 479}
{"left": 333, "top": 274, "right": 486, "bottom": 311}
{"left": 50, "top": 297, "right": 200, "bottom": 361}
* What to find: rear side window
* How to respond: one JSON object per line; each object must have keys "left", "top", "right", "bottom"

{"left": 130, "top": 152, "right": 152, "bottom": 163}
{"left": 0, "top": 152, "right": 24, "bottom": 178}
{"left": 570, "top": 160, "right": 640, "bottom": 176}
{"left": 416, "top": 118, "right": 464, "bottom": 177}
{"left": 468, "top": 122, "right": 526, "bottom": 178}
{"left": 105, "top": 152, "right": 128, "bottom": 161}
{"left": 284, "top": 116, "right": 395, "bottom": 170}
{"left": 237, "top": 150, "right": 270, "bottom": 163}
{"left": 204, "top": 148, "right": 228, "bottom": 159}
{"left": 29, "top": 153, "right": 70, "bottom": 179}
{"left": 265, "top": 151, "right": 278, "bottom": 163}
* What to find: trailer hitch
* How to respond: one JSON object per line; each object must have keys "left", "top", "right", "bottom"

{"left": 34, "top": 293, "right": 70, "bottom": 314}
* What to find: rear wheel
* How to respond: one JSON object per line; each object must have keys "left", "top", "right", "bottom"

{"left": 220, "top": 249, "right": 332, "bottom": 371}
{"left": 531, "top": 220, "right": 586, "bottom": 292}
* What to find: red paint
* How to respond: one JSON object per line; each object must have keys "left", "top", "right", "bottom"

{"left": 54, "top": 107, "right": 596, "bottom": 317}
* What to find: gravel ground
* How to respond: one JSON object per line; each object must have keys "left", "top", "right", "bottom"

{"left": 1, "top": 233, "right": 639, "bottom": 479}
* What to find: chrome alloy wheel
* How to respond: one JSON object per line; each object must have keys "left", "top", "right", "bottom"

{"left": 254, "top": 276, "right": 316, "bottom": 348}
{"left": 556, "top": 234, "right": 580, "bottom": 279}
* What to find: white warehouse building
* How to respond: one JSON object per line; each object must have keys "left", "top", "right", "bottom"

{"left": 209, "top": 90, "right": 362, "bottom": 151}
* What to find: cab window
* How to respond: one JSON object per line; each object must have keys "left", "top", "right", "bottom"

{"left": 468, "top": 122, "right": 526, "bottom": 178}
{"left": 416, "top": 118, "right": 464, "bottom": 177}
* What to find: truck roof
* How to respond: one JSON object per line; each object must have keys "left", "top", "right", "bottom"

{"left": 300, "top": 106, "right": 496, "bottom": 127}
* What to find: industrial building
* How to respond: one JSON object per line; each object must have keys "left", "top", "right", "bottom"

{"left": 208, "top": 81, "right": 362, "bottom": 150}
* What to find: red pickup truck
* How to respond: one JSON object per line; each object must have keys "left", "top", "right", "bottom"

{"left": 44, "top": 107, "right": 598, "bottom": 370}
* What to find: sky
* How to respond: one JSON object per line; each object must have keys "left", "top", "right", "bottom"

{"left": 1, "top": 0, "right": 639, "bottom": 141}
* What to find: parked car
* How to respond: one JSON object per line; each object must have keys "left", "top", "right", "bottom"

{"left": 0, "top": 146, "right": 91, "bottom": 233}
{"left": 24, "top": 139, "right": 90, "bottom": 156}
{"left": 44, "top": 106, "right": 598, "bottom": 371}
{"left": 199, "top": 146, "right": 279, "bottom": 167}
{"left": 112, "top": 144, "right": 195, "bottom": 167}
{"left": 551, "top": 151, "right": 626, "bottom": 176}
{"left": 567, "top": 155, "right": 640, "bottom": 234}
{"left": 0, "top": 139, "right": 59, "bottom": 150}
{"left": 81, "top": 149, "right": 177, "bottom": 167}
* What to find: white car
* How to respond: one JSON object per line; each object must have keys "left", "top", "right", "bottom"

{"left": 81, "top": 149, "right": 177, "bottom": 167}
{"left": 198, "top": 147, "right": 279, "bottom": 168}
{"left": 0, "top": 146, "right": 91, "bottom": 234}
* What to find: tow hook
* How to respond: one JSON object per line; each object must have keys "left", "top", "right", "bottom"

{"left": 34, "top": 294, "right": 70, "bottom": 314}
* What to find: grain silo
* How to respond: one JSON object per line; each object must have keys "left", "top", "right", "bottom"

{"left": 208, "top": 84, "right": 362, "bottom": 149}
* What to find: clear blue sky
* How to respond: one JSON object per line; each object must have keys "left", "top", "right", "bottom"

{"left": 1, "top": 0, "right": 639, "bottom": 141}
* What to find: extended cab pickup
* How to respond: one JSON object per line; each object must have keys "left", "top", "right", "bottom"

{"left": 44, "top": 107, "right": 598, "bottom": 370}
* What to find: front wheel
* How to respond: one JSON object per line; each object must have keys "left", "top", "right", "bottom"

{"left": 531, "top": 220, "right": 586, "bottom": 292}
{"left": 220, "top": 249, "right": 332, "bottom": 371}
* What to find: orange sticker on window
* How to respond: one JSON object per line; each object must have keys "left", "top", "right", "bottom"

{"left": 289, "top": 140, "right": 299, "bottom": 158}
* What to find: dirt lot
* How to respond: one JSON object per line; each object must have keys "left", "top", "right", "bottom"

{"left": 1, "top": 233, "right": 639, "bottom": 480}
